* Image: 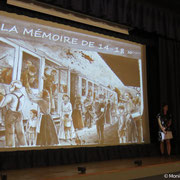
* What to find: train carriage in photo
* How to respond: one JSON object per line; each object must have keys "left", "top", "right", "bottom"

{"left": 0, "top": 37, "right": 121, "bottom": 147}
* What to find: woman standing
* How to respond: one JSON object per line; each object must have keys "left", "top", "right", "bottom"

{"left": 72, "top": 95, "right": 84, "bottom": 130}
{"left": 28, "top": 90, "right": 59, "bottom": 146}
{"left": 157, "top": 103, "right": 173, "bottom": 156}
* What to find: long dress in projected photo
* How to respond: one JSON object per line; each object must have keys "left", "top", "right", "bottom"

{"left": 0, "top": 37, "right": 143, "bottom": 148}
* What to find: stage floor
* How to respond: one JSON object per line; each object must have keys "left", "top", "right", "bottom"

{"left": 2, "top": 155, "right": 180, "bottom": 180}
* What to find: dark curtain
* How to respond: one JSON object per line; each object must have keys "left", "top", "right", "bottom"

{"left": 146, "top": 43, "right": 160, "bottom": 143}
{"left": 36, "top": 0, "right": 180, "bottom": 40}
{"left": 158, "top": 38, "right": 180, "bottom": 152}
{"left": 0, "top": 144, "right": 158, "bottom": 170}
{"left": 146, "top": 38, "right": 180, "bottom": 153}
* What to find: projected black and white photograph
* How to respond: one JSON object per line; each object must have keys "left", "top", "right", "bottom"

{"left": 0, "top": 15, "right": 144, "bottom": 148}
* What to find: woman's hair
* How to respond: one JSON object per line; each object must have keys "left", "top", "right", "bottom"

{"left": 160, "top": 102, "right": 168, "bottom": 114}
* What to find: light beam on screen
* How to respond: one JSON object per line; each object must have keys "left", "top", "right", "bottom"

{"left": 0, "top": 12, "right": 149, "bottom": 150}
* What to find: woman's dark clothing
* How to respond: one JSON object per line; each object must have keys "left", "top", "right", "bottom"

{"left": 72, "top": 100, "right": 84, "bottom": 130}
{"left": 157, "top": 113, "right": 172, "bottom": 141}
{"left": 29, "top": 93, "right": 59, "bottom": 146}
{"left": 157, "top": 113, "right": 172, "bottom": 131}
{"left": 36, "top": 114, "right": 58, "bottom": 146}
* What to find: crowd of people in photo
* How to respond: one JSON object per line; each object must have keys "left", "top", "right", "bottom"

{"left": 0, "top": 59, "right": 143, "bottom": 147}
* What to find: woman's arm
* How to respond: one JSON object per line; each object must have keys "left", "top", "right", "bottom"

{"left": 158, "top": 117, "right": 166, "bottom": 134}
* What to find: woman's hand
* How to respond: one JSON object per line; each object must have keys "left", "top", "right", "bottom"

{"left": 162, "top": 127, "right": 167, "bottom": 134}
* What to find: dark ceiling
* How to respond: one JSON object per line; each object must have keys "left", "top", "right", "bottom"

{"left": 138, "top": 0, "right": 180, "bottom": 15}
{"left": 35, "top": 0, "right": 180, "bottom": 16}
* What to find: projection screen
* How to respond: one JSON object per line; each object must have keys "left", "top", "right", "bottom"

{"left": 0, "top": 11, "right": 149, "bottom": 150}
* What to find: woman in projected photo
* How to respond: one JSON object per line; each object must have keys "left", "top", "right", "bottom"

{"left": 28, "top": 89, "right": 59, "bottom": 146}
{"left": 84, "top": 90, "right": 94, "bottom": 128}
{"left": 157, "top": 103, "right": 173, "bottom": 157}
{"left": 95, "top": 94, "right": 106, "bottom": 144}
{"left": 72, "top": 95, "right": 84, "bottom": 130}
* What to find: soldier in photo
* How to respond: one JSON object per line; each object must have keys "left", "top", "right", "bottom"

{"left": 124, "top": 92, "right": 138, "bottom": 143}
{"left": 95, "top": 94, "right": 106, "bottom": 144}
{"left": 132, "top": 92, "right": 143, "bottom": 143}
{"left": 117, "top": 105, "right": 127, "bottom": 143}
{"left": 0, "top": 80, "right": 26, "bottom": 147}
{"left": 84, "top": 90, "right": 94, "bottom": 128}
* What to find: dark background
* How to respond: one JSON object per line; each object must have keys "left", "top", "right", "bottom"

{"left": 0, "top": 0, "right": 180, "bottom": 170}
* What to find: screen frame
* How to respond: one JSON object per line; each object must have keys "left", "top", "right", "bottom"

{"left": 0, "top": 10, "right": 150, "bottom": 152}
